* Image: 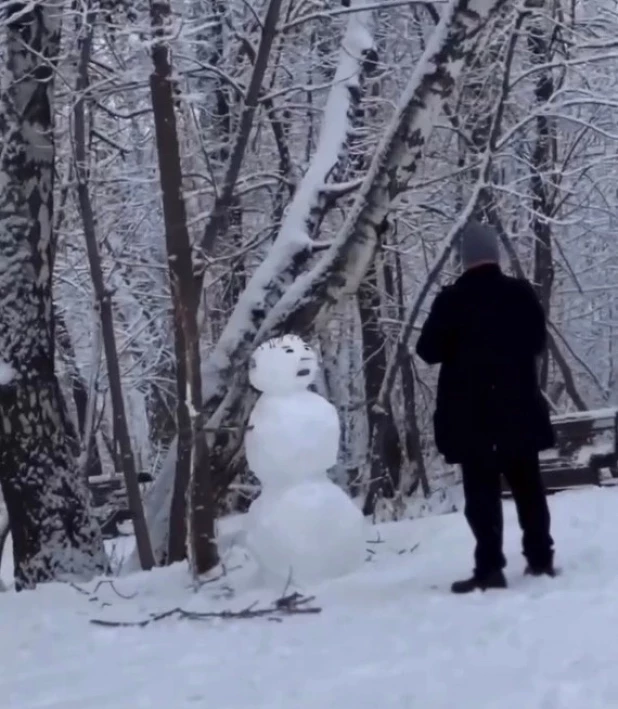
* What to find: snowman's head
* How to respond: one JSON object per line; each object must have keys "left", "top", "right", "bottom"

{"left": 249, "top": 335, "right": 318, "bottom": 395}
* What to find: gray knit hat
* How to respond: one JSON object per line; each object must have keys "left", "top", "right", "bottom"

{"left": 459, "top": 220, "right": 500, "bottom": 270}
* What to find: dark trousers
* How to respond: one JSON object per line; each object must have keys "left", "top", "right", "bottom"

{"left": 461, "top": 449, "right": 553, "bottom": 576}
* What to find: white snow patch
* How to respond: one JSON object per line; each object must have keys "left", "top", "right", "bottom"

{"left": 0, "top": 359, "right": 15, "bottom": 385}
{"left": 576, "top": 442, "right": 614, "bottom": 465}
{"left": 552, "top": 407, "right": 618, "bottom": 423}
{"left": 3, "top": 488, "right": 618, "bottom": 706}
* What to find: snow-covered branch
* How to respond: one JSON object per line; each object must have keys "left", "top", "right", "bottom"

{"left": 202, "top": 0, "right": 377, "bottom": 411}
{"left": 256, "top": 0, "right": 510, "bottom": 341}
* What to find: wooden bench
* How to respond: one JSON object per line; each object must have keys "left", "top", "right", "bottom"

{"left": 88, "top": 472, "right": 153, "bottom": 539}
{"left": 502, "top": 407, "right": 618, "bottom": 495}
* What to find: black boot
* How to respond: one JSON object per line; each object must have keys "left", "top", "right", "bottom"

{"left": 451, "top": 569, "right": 507, "bottom": 594}
{"left": 524, "top": 563, "right": 557, "bottom": 578}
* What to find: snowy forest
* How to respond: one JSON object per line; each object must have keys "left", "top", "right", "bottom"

{"left": 0, "top": 0, "right": 615, "bottom": 589}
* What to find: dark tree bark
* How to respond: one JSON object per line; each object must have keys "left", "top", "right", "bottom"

{"left": 74, "top": 6, "right": 155, "bottom": 571}
{"left": 0, "top": 513, "right": 9, "bottom": 577}
{"left": 348, "top": 43, "right": 409, "bottom": 513}
{"left": 197, "top": 0, "right": 246, "bottom": 327}
{"left": 398, "top": 341, "right": 430, "bottom": 496}
{"left": 0, "top": 2, "right": 107, "bottom": 589}
{"left": 359, "top": 248, "right": 402, "bottom": 514}
{"left": 149, "top": 0, "right": 218, "bottom": 575}
{"left": 528, "top": 12, "right": 556, "bottom": 391}
{"left": 362, "top": 240, "right": 430, "bottom": 514}
{"left": 392, "top": 247, "right": 429, "bottom": 497}
{"left": 195, "top": 0, "right": 284, "bottom": 270}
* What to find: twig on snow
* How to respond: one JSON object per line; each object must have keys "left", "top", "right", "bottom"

{"left": 89, "top": 592, "right": 321, "bottom": 628}
{"left": 91, "top": 579, "right": 138, "bottom": 600}
{"left": 68, "top": 578, "right": 137, "bottom": 606}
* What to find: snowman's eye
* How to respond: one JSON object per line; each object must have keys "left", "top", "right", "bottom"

{"left": 284, "top": 348, "right": 294, "bottom": 353}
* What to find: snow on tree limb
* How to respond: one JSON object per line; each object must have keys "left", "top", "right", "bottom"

{"left": 255, "top": 0, "right": 510, "bottom": 341}
{"left": 202, "top": 0, "right": 509, "bottom": 440}
{"left": 0, "top": 360, "right": 15, "bottom": 385}
{"left": 369, "top": 5, "right": 524, "bottom": 412}
{"left": 202, "top": 0, "right": 376, "bottom": 411}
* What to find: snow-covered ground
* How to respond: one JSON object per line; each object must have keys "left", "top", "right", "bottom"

{"left": 2, "top": 487, "right": 618, "bottom": 708}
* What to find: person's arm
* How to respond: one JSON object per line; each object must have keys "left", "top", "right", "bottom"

{"left": 416, "top": 287, "right": 454, "bottom": 365}
{"left": 518, "top": 279, "right": 547, "bottom": 356}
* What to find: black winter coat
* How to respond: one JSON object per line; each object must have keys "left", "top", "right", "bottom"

{"left": 416, "top": 264, "right": 554, "bottom": 464}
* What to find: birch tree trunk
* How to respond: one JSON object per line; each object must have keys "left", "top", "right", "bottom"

{"left": 201, "top": 0, "right": 377, "bottom": 414}
{"left": 203, "top": 0, "right": 509, "bottom": 509}
{"left": 255, "top": 0, "right": 509, "bottom": 368}
{"left": 0, "top": 2, "right": 107, "bottom": 589}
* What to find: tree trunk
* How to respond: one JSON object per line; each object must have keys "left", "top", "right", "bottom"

{"left": 398, "top": 341, "right": 430, "bottom": 496}
{"left": 528, "top": 11, "right": 556, "bottom": 391}
{"left": 95, "top": 248, "right": 177, "bottom": 463}
{"left": 74, "top": 7, "right": 155, "bottom": 571}
{"left": 55, "top": 309, "right": 104, "bottom": 479}
{"left": 350, "top": 44, "right": 407, "bottom": 512}
{"left": 261, "top": 0, "right": 508, "bottom": 355}
{"left": 0, "top": 3, "right": 108, "bottom": 589}
{"left": 193, "top": 0, "right": 247, "bottom": 332}
{"left": 48, "top": 151, "right": 104, "bottom": 479}
{"left": 392, "top": 247, "right": 429, "bottom": 497}
{"left": 149, "top": 0, "right": 218, "bottom": 575}
{"left": 359, "top": 249, "right": 402, "bottom": 513}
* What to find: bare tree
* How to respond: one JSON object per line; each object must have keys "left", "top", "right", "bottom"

{"left": 73, "top": 5, "right": 155, "bottom": 570}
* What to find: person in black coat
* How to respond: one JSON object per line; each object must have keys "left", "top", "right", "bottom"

{"left": 416, "top": 221, "right": 556, "bottom": 593}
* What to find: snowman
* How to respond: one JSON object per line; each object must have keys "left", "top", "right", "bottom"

{"left": 244, "top": 334, "right": 366, "bottom": 587}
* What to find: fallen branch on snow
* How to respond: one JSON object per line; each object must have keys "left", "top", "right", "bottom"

{"left": 69, "top": 579, "right": 138, "bottom": 608}
{"left": 69, "top": 579, "right": 137, "bottom": 600}
{"left": 89, "top": 592, "right": 322, "bottom": 628}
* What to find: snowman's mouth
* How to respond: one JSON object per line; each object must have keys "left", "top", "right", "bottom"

{"left": 297, "top": 368, "right": 310, "bottom": 376}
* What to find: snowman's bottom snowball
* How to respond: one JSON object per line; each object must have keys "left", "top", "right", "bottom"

{"left": 246, "top": 481, "right": 366, "bottom": 587}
